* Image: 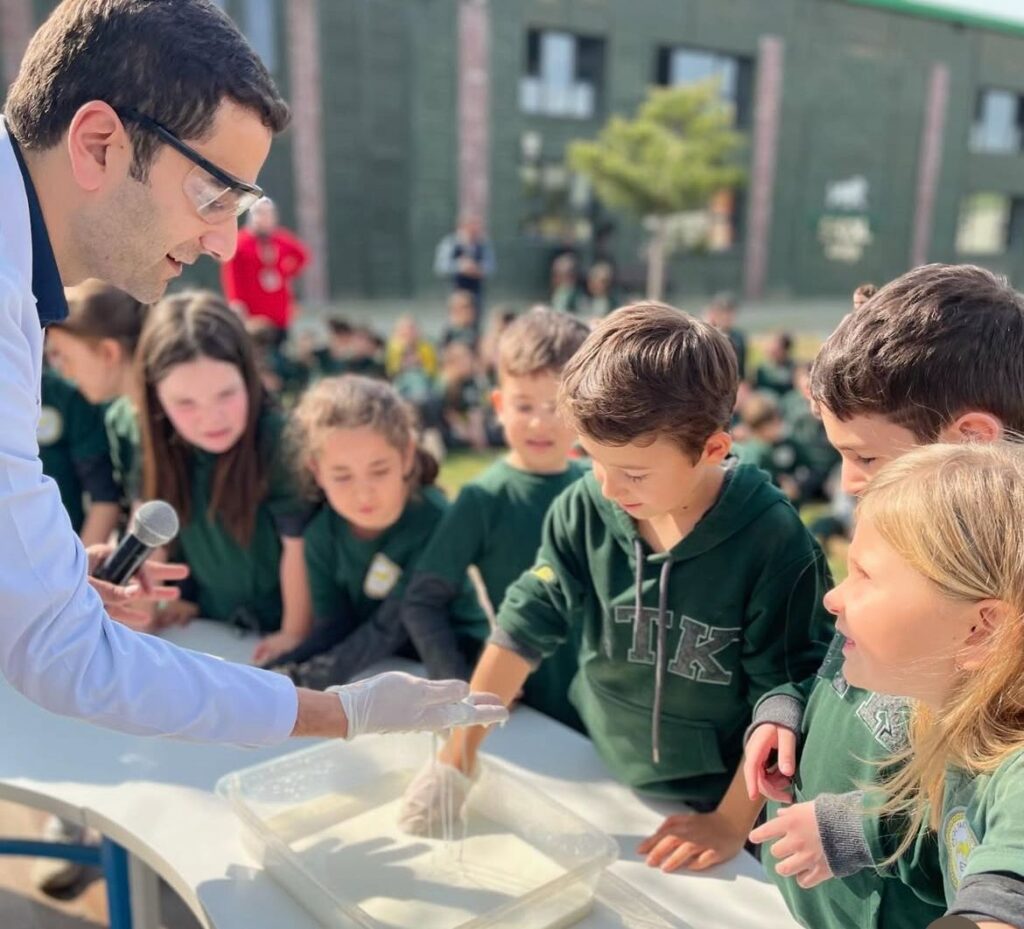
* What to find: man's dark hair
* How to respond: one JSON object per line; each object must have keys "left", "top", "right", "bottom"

{"left": 5, "top": 0, "right": 289, "bottom": 179}
{"left": 560, "top": 302, "right": 738, "bottom": 461}
{"left": 811, "top": 264, "right": 1024, "bottom": 440}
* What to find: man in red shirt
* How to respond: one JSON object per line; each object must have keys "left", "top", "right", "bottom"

{"left": 221, "top": 197, "right": 309, "bottom": 339}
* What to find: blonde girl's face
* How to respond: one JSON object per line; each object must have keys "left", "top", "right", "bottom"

{"left": 312, "top": 427, "right": 412, "bottom": 537}
{"left": 823, "top": 515, "right": 976, "bottom": 706}
{"left": 46, "top": 328, "right": 125, "bottom": 405}
{"left": 155, "top": 356, "right": 250, "bottom": 455}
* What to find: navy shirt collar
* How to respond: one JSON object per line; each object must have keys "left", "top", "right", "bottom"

{"left": 9, "top": 133, "right": 68, "bottom": 327}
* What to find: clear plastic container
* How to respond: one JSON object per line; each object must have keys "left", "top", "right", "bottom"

{"left": 216, "top": 733, "right": 620, "bottom": 929}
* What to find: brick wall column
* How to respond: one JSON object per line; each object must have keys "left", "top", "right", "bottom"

{"left": 285, "top": 0, "right": 329, "bottom": 302}
{"left": 457, "top": 0, "right": 490, "bottom": 226}
{"left": 743, "top": 35, "right": 784, "bottom": 301}
{"left": 1, "top": 0, "right": 34, "bottom": 86}
{"left": 909, "top": 63, "right": 950, "bottom": 268}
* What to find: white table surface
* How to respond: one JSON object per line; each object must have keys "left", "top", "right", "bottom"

{"left": 0, "top": 620, "right": 801, "bottom": 929}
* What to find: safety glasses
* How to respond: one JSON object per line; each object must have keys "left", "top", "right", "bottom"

{"left": 116, "top": 107, "right": 264, "bottom": 223}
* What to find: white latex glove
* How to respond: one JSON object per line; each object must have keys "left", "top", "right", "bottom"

{"left": 398, "top": 757, "right": 478, "bottom": 837}
{"left": 328, "top": 672, "right": 508, "bottom": 739}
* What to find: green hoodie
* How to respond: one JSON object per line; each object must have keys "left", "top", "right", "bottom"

{"left": 495, "top": 463, "right": 833, "bottom": 803}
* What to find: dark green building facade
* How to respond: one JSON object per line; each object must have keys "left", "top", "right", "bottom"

{"left": 4, "top": 0, "right": 1023, "bottom": 300}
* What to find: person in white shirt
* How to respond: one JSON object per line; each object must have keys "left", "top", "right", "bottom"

{"left": 0, "top": 0, "right": 505, "bottom": 749}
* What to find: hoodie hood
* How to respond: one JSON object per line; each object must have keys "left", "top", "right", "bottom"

{"left": 584, "top": 463, "right": 791, "bottom": 764}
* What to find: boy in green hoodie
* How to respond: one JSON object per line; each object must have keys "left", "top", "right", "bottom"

{"left": 400, "top": 302, "right": 833, "bottom": 870}
{"left": 744, "top": 263, "right": 1024, "bottom": 929}
{"left": 402, "top": 307, "right": 592, "bottom": 729}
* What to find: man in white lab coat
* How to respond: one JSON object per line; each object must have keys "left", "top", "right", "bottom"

{"left": 0, "top": 0, "right": 504, "bottom": 748}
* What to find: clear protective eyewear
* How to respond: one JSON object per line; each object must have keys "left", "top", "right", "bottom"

{"left": 116, "top": 107, "right": 264, "bottom": 223}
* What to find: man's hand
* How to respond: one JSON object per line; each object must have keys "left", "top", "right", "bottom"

{"left": 291, "top": 674, "right": 509, "bottom": 740}
{"left": 743, "top": 723, "right": 797, "bottom": 803}
{"left": 749, "top": 801, "right": 834, "bottom": 889}
{"left": 637, "top": 809, "right": 749, "bottom": 872}
{"left": 85, "top": 543, "right": 189, "bottom": 628}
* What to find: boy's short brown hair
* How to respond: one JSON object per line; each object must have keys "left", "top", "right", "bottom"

{"left": 811, "top": 263, "right": 1024, "bottom": 440}
{"left": 497, "top": 307, "right": 590, "bottom": 379}
{"left": 559, "top": 302, "right": 738, "bottom": 459}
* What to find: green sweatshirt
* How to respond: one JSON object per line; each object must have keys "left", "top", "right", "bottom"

{"left": 38, "top": 369, "right": 118, "bottom": 532}
{"left": 753, "top": 636, "right": 946, "bottom": 929}
{"left": 104, "top": 394, "right": 141, "bottom": 508}
{"left": 937, "top": 750, "right": 1024, "bottom": 925}
{"left": 405, "top": 458, "right": 587, "bottom": 727}
{"left": 272, "top": 486, "right": 489, "bottom": 689}
{"left": 494, "top": 464, "right": 833, "bottom": 804}
{"left": 177, "top": 408, "right": 311, "bottom": 632}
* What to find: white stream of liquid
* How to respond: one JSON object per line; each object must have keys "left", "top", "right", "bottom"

{"left": 428, "top": 733, "right": 467, "bottom": 872}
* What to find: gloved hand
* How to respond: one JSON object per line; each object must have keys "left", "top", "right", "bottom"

{"left": 328, "top": 672, "right": 508, "bottom": 739}
{"left": 397, "top": 757, "right": 478, "bottom": 836}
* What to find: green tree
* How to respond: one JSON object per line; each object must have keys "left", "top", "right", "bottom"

{"left": 568, "top": 81, "right": 746, "bottom": 301}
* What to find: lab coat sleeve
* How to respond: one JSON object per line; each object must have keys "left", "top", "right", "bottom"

{"left": 0, "top": 275, "right": 298, "bottom": 745}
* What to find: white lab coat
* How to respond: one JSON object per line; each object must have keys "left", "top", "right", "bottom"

{"left": 0, "top": 120, "right": 298, "bottom": 744}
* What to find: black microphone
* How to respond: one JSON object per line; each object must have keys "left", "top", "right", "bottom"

{"left": 93, "top": 500, "right": 180, "bottom": 586}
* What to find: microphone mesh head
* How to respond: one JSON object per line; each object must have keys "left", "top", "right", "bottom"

{"left": 132, "top": 500, "right": 180, "bottom": 547}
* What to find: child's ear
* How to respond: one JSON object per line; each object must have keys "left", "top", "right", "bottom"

{"left": 944, "top": 411, "right": 1003, "bottom": 444}
{"left": 97, "top": 337, "right": 123, "bottom": 367}
{"left": 701, "top": 430, "right": 732, "bottom": 466}
{"left": 490, "top": 388, "right": 504, "bottom": 419}
{"left": 958, "top": 599, "right": 1010, "bottom": 671}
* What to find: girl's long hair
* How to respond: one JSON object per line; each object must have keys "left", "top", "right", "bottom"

{"left": 287, "top": 374, "right": 438, "bottom": 501}
{"left": 137, "top": 291, "right": 268, "bottom": 545}
{"left": 863, "top": 442, "right": 1024, "bottom": 859}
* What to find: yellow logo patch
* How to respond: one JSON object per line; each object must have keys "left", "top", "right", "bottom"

{"left": 364, "top": 553, "right": 402, "bottom": 599}
{"left": 531, "top": 564, "right": 556, "bottom": 584}
{"left": 942, "top": 807, "right": 978, "bottom": 890}
{"left": 37, "top": 406, "right": 63, "bottom": 446}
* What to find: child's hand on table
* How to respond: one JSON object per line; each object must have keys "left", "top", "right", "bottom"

{"left": 637, "top": 809, "right": 748, "bottom": 872}
{"left": 252, "top": 630, "right": 304, "bottom": 666}
{"left": 748, "top": 800, "right": 833, "bottom": 888}
{"left": 743, "top": 722, "right": 797, "bottom": 803}
{"left": 397, "top": 758, "right": 478, "bottom": 836}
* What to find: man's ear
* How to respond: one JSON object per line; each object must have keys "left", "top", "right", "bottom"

{"left": 66, "top": 102, "right": 133, "bottom": 193}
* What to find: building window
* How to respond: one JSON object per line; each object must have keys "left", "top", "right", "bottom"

{"left": 655, "top": 46, "right": 753, "bottom": 128}
{"left": 956, "top": 193, "right": 1024, "bottom": 255}
{"left": 520, "top": 29, "right": 605, "bottom": 120}
{"left": 970, "top": 88, "right": 1024, "bottom": 155}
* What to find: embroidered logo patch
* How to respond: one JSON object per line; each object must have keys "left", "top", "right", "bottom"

{"left": 364, "top": 553, "right": 402, "bottom": 599}
{"left": 530, "top": 564, "right": 556, "bottom": 584}
{"left": 942, "top": 807, "right": 978, "bottom": 891}
{"left": 37, "top": 406, "right": 63, "bottom": 446}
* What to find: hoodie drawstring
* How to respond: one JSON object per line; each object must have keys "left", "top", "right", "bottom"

{"left": 633, "top": 539, "right": 673, "bottom": 765}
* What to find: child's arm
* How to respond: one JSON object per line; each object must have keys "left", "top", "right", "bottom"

{"left": 742, "top": 531, "right": 839, "bottom": 801}
{"left": 253, "top": 536, "right": 312, "bottom": 665}
{"left": 401, "top": 486, "right": 490, "bottom": 680}
{"left": 638, "top": 762, "right": 765, "bottom": 872}
{"left": 399, "top": 493, "right": 586, "bottom": 834}
{"left": 79, "top": 502, "right": 120, "bottom": 547}
{"left": 442, "top": 642, "right": 533, "bottom": 770}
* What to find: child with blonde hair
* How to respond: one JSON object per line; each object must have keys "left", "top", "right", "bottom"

{"left": 799, "top": 441, "right": 1024, "bottom": 928}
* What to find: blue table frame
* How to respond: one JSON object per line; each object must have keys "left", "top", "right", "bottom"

{"left": 0, "top": 835, "right": 133, "bottom": 929}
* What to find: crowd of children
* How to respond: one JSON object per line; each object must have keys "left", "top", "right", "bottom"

{"left": 39, "top": 262, "right": 1024, "bottom": 928}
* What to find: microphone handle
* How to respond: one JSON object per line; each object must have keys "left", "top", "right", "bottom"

{"left": 93, "top": 535, "right": 153, "bottom": 586}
